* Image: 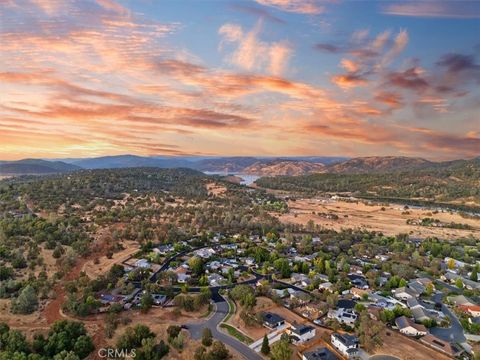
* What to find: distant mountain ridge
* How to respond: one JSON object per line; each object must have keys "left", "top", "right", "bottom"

{"left": 325, "top": 156, "right": 434, "bottom": 174}
{"left": 70, "top": 155, "right": 192, "bottom": 170}
{"left": 1, "top": 155, "right": 478, "bottom": 176}
{"left": 242, "top": 160, "right": 326, "bottom": 176}
{"left": 0, "top": 159, "right": 80, "bottom": 175}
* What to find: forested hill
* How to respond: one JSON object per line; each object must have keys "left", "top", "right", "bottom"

{"left": 256, "top": 157, "right": 480, "bottom": 208}
{"left": 0, "top": 168, "right": 210, "bottom": 212}
{"left": 0, "top": 159, "right": 80, "bottom": 175}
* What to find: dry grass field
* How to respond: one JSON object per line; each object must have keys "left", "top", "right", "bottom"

{"left": 373, "top": 330, "right": 451, "bottom": 360}
{"left": 277, "top": 198, "right": 480, "bottom": 239}
{"left": 82, "top": 240, "right": 140, "bottom": 278}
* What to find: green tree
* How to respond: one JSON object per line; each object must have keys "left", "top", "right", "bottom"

{"left": 202, "top": 328, "right": 213, "bottom": 347}
{"left": 261, "top": 334, "right": 270, "bottom": 355}
{"left": 141, "top": 291, "right": 154, "bottom": 313}
{"left": 11, "top": 285, "right": 38, "bottom": 314}
{"left": 188, "top": 256, "right": 204, "bottom": 276}
{"left": 270, "top": 338, "right": 292, "bottom": 360}
{"left": 471, "top": 268, "right": 478, "bottom": 282}
{"left": 456, "top": 278, "right": 464, "bottom": 289}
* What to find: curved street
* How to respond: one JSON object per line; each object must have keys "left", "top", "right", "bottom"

{"left": 186, "top": 294, "right": 262, "bottom": 360}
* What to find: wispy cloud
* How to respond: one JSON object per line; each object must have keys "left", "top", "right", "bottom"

{"left": 218, "top": 21, "right": 292, "bottom": 76}
{"left": 255, "top": 0, "right": 326, "bottom": 15}
{"left": 382, "top": 2, "right": 480, "bottom": 19}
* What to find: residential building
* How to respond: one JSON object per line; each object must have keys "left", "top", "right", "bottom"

{"left": 134, "top": 259, "right": 151, "bottom": 268}
{"left": 392, "top": 286, "right": 419, "bottom": 300}
{"left": 289, "top": 324, "right": 316, "bottom": 344}
{"left": 331, "top": 333, "right": 359, "bottom": 358}
{"left": 319, "top": 282, "right": 333, "bottom": 291}
{"left": 328, "top": 308, "right": 357, "bottom": 325}
{"left": 262, "top": 312, "right": 286, "bottom": 329}
{"left": 458, "top": 305, "right": 480, "bottom": 317}
{"left": 395, "top": 316, "right": 428, "bottom": 336}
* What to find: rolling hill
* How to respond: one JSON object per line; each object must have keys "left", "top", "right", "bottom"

{"left": 326, "top": 156, "right": 434, "bottom": 173}
{"left": 0, "top": 159, "right": 81, "bottom": 175}
{"left": 242, "top": 160, "right": 326, "bottom": 176}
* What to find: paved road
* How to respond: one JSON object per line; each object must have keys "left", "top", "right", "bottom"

{"left": 430, "top": 292, "right": 466, "bottom": 343}
{"left": 187, "top": 297, "right": 262, "bottom": 360}
{"left": 435, "top": 279, "right": 462, "bottom": 294}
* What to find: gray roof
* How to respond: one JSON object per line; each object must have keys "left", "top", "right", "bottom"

{"left": 262, "top": 312, "right": 285, "bottom": 325}
{"left": 332, "top": 332, "right": 358, "bottom": 347}
{"left": 292, "top": 324, "right": 315, "bottom": 336}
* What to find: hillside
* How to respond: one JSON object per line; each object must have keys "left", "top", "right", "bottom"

{"left": 70, "top": 155, "right": 192, "bottom": 169}
{"left": 242, "top": 160, "right": 325, "bottom": 176}
{"left": 0, "top": 159, "right": 80, "bottom": 175}
{"left": 256, "top": 157, "right": 480, "bottom": 208}
{"left": 193, "top": 157, "right": 260, "bottom": 173}
{"left": 327, "top": 156, "right": 433, "bottom": 173}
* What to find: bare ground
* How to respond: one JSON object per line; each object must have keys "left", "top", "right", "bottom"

{"left": 278, "top": 198, "right": 480, "bottom": 239}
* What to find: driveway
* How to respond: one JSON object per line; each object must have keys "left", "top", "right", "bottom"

{"left": 186, "top": 295, "right": 262, "bottom": 360}
{"left": 430, "top": 292, "right": 466, "bottom": 343}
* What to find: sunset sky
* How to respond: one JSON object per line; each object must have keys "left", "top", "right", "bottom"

{"left": 1, "top": 0, "right": 479, "bottom": 161}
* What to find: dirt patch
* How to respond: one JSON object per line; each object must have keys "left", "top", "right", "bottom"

{"left": 206, "top": 182, "right": 227, "bottom": 196}
{"left": 82, "top": 240, "right": 140, "bottom": 278}
{"left": 278, "top": 198, "right": 480, "bottom": 239}
{"left": 373, "top": 330, "right": 451, "bottom": 360}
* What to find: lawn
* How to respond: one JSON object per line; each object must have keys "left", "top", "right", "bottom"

{"left": 219, "top": 324, "right": 254, "bottom": 345}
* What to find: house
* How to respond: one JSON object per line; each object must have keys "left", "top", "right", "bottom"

{"left": 262, "top": 312, "right": 286, "bottom": 329}
{"left": 348, "top": 273, "right": 369, "bottom": 289}
{"left": 177, "top": 273, "right": 191, "bottom": 283}
{"left": 272, "top": 288, "right": 289, "bottom": 298}
{"left": 448, "top": 294, "right": 475, "bottom": 306}
{"left": 302, "top": 347, "right": 336, "bottom": 360}
{"left": 331, "top": 333, "right": 359, "bottom": 358}
{"left": 135, "top": 259, "right": 151, "bottom": 268}
{"left": 154, "top": 244, "right": 174, "bottom": 255}
{"left": 444, "top": 257, "right": 466, "bottom": 268}
{"left": 411, "top": 307, "right": 431, "bottom": 322}
{"left": 244, "top": 257, "right": 255, "bottom": 266}
{"left": 290, "top": 290, "right": 311, "bottom": 305}
{"left": 194, "top": 248, "right": 216, "bottom": 259}
{"left": 395, "top": 316, "right": 428, "bottom": 336}
{"left": 300, "top": 278, "right": 313, "bottom": 288}
{"left": 337, "top": 299, "right": 356, "bottom": 309}
{"left": 375, "top": 254, "right": 390, "bottom": 262}
{"left": 351, "top": 287, "right": 370, "bottom": 299}
{"left": 208, "top": 273, "right": 225, "bottom": 287}
{"left": 319, "top": 282, "right": 333, "bottom": 292}
{"left": 461, "top": 278, "right": 480, "bottom": 290}
{"left": 406, "top": 297, "right": 422, "bottom": 309}
{"left": 420, "top": 334, "right": 463, "bottom": 357}
{"left": 208, "top": 260, "right": 222, "bottom": 270}
{"left": 328, "top": 308, "right": 357, "bottom": 325}
{"left": 289, "top": 324, "right": 316, "bottom": 344}
{"left": 152, "top": 294, "right": 167, "bottom": 306}
{"left": 392, "top": 286, "right": 419, "bottom": 300}
{"left": 291, "top": 273, "right": 309, "bottom": 284}
{"left": 407, "top": 280, "right": 426, "bottom": 295}
{"left": 458, "top": 305, "right": 480, "bottom": 317}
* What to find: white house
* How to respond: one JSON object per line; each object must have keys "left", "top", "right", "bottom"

{"left": 135, "top": 259, "right": 151, "bottom": 268}
{"left": 289, "top": 324, "right": 316, "bottom": 344}
{"left": 395, "top": 316, "right": 428, "bottom": 336}
{"left": 331, "top": 333, "right": 359, "bottom": 358}
{"left": 393, "top": 286, "right": 419, "bottom": 300}
{"left": 194, "top": 248, "right": 216, "bottom": 259}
